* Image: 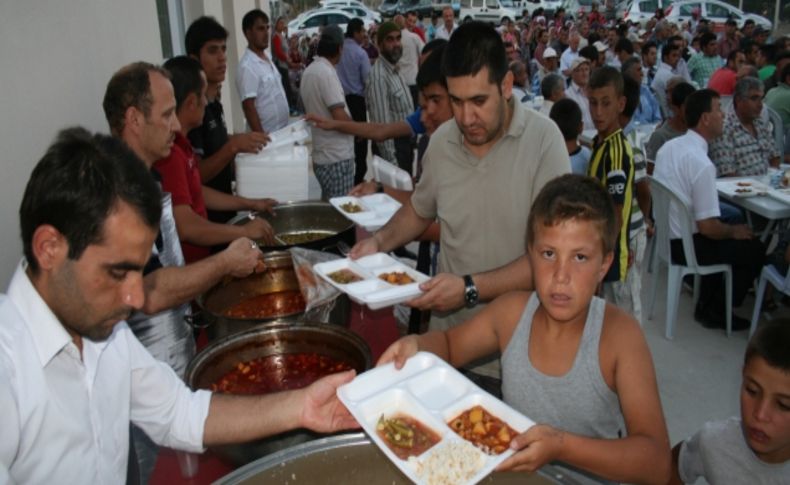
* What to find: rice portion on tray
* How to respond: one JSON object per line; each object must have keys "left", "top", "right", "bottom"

{"left": 409, "top": 439, "right": 487, "bottom": 485}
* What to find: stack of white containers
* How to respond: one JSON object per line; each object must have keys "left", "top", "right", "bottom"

{"left": 235, "top": 120, "right": 311, "bottom": 202}
{"left": 371, "top": 155, "right": 413, "bottom": 190}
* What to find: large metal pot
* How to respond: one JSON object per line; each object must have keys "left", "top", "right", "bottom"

{"left": 185, "top": 323, "right": 372, "bottom": 466}
{"left": 215, "top": 433, "right": 586, "bottom": 485}
{"left": 229, "top": 200, "right": 355, "bottom": 253}
{"left": 193, "top": 251, "right": 349, "bottom": 342}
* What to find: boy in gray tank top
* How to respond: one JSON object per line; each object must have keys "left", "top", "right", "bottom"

{"left": 671, "top": 321, "right": 790, "bottom": 484}
{"left": 379, "top": 174, "right": 670, "bottom": 483}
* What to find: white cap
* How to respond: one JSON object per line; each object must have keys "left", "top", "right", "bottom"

{"left": 543, "top": 47, "right": 558, "bottom": 58}
{"left": 570, "top": 57, "right": 590, "bottom": 70}
{"left": 593, "top": 40, "right": 608, "bottom": 52}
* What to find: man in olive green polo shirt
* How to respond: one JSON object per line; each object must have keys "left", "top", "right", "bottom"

{"left": 351, "top": 21, "right": 569, "bottom": 392}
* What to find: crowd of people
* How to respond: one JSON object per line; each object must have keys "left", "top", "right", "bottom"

{"left": 1, "top": 4, "right": 789, "bottom": 485}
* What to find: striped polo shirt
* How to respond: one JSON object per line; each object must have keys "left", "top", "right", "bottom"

{"left": 589, "top": 129, "right": 634, "bottom": 282}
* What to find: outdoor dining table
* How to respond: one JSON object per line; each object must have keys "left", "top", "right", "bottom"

{"left": 716, "top": 173, "right": 790, "bottom": 242}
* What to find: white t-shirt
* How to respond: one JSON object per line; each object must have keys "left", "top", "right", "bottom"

{"left": 679, "top": 416, "right": 790, "bottom": 484}
{"left": 0, "top": 263, "right": 211, "bottom": 484}
{"left": 398, "top": 28, "right": 424, "bottom": 86}
{"left": 653, "top": 129, "right": 720, "bottom": 238}
{"left": 300, "top": 56, "right": 354, "bottom": 165}
{"left": 236, "top": 48, "right": 290, "bottom": 133}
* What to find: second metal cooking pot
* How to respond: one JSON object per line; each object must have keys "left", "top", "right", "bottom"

{"left": 228, "top": 200, "right": 355, "bottom": 253}
{"left": 185, "top": 323, "right": 372, "bottom": 466}
{"left": 193, "top": 251, "right": 351, "bottom": 342}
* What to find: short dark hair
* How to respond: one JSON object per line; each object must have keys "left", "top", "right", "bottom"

{"left": 103, "top": 62, "right": 170, "bottom": 136}
{"left": 541, "top": 73, "right": 564, "bottom": 99}
{"left": 614, "top": 38, "right": 634, "bottom": 55}
{"left": 699, "top": 32, "right": 717, "bottom": 47}
{"left": 422, "top": 38, "right": 447, "bottom": 56}
{"left": 662, "top": 42, "right": 680, "bottom": 61}
{"left": 684, "top": 88, "right": 720, "bottom": 128}
{"left": 744, "top": 321, "right": 790, "bottom": 372}
{"left": 621, "top": 57, "right": 642, "bottom": 77}
{"left": 417, "top": 43, "right": 447, "bottom": 89}
{"left": 550, "top": 98, "right": 583, "bottom": 141}
{"left": 589, "top": 65, "right": 624, "bottom": 96}
{"left": 670, "top": 82, "right": 696, "bottom": 107}
{"left": 20, "top": 127, "right": 161, "bottom": 273}
{"left": 622, "top": 76, "right": 640, "bottom": 119}
{"left": 346, "top": 17, "right": 364, "bottom": 37}
{"left": 442, "top": 21, "right": 507, "bottom": 86}
{"left": 242, "top": 9, "right": 268, "bottom": 33}
{"left": 641, "top": 40, "right": 657, "bottom": 56}
{"left": 185, "top": 16, "right": 228, "bottom": 57}
{"left": 579, "top": 45, "right": 598, "bottom": 63}
{"left": 163, "top": 56, "right": 203, "bottom": 110}
{"left": 527, "top": 174, "right": 617, "bottom": 255}
{"left": 317, "top": 34, "right": 342, "bottom": 58}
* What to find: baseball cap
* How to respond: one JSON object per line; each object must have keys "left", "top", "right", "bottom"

{"left": 593, "top": 40, "right": 608, "bottom": 52}
{"left": 571, "top": 57, "right": 590, "bottom": 70}
{"left": 544, "top": 47, "right": 558, "bottom": 58}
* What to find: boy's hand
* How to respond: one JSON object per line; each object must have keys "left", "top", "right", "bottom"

{"left": 376, "top": 335, "right": 420, "bottom": 369}
{"left": 349, "top": 236, "right": 380, "bottom": 260}
{"left": 496, "top": 424, "right": 564, "bottom": 472}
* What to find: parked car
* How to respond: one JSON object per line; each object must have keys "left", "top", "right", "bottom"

{"left": 459, "top": 0, "right": 518, "bottom": 24}
{"left": 432, "top": 0, "right": 462, "bottom": 15}
{"left": 288, "top": 9, "right": 375, "bottom": 37}
{"left": 561, "top": 0, "right": 618, "bottom": 20}
{"left": 622, "top": 0, "right": 669, "bottom": 26}
{"left": 665, "top": 0, "right": 772, "bottom": 32}
{"left": 517, "top": 0, "right": 564, "bottom": 18}
{"left": 319, "top": 0, "right": 383, "bottom": 21}
{"left": 379, "top": 0, "right": 435, "bottom": 18}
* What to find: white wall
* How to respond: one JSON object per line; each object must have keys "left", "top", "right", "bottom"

{"left": 0, "top": 0, "right": 162, "bottom": 284}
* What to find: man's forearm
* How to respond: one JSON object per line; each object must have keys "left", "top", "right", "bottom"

{"left": 203, "top": 186, "right": 252, "bottom": 212}
{"left": 473, "top": 254, "right": 533, "bottom": 302}
{"left": 242, "top": 99, "right": 264, "bottom": 133}
{"left": 203, "top": 391, "right": 302, "bottom": 446}
{"left": 373, "top": 200, "right": 433, "bottom": 252}
{"left": 141, "top": 253, "right": 230, "bottom": 314}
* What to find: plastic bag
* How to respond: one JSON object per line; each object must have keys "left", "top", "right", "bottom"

{"left": 290, "top": 247, "right": 342, "bottom": 322}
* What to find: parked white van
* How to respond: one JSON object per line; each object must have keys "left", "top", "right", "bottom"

{"left": 459, "top": 0, "right": 518, "bottom": 24}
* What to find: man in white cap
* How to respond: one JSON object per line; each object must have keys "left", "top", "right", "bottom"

{"left": 593, "top": 40, "right": 608, "bottom": 67}
{"left": 565, "top": 57, "right": 594, "bottom": 129}
{"left": 536, "top": 46, "right": 560, "bottom": 83}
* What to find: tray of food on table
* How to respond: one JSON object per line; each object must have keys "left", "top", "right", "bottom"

{"left": 716, "top": 178, "right": 771, "bottom": 198}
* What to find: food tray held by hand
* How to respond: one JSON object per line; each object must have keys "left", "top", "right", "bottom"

{"left": 337, "top": 352, "right": 535, "bottom": 485}
{"left": 313, "top": 253, "right": 429, "bottom": 310}
{"left": 329, "top": 194, "right": 402, "bottom": 232}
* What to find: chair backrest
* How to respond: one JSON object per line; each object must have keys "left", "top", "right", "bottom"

{"left": 765, "top": 105, "right": 784, "bottom": 155}
{"left": 649, "top": 175, "right": 702, "bottom": 270}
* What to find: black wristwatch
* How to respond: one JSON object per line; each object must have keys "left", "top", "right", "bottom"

{"left": 463, "top": 274, "right": 479, "bottom": 308}
{"left": 376, "top": 181, "right": 384, "bottom": 193}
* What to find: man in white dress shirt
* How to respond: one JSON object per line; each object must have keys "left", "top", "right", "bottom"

{"left": 565, "top": 57, "right": 594, "bottom": 129}
{"left": 0, "top": 128, "right": 357, "bottom": 484}
{"left": 434, "top": 6, "right": 457, "bottom": 40}
{"left": 560, "top": 32, "right": 582, "bottom": 77}
{"left": 653, "top": 89, "right": 763, "bottom": 330}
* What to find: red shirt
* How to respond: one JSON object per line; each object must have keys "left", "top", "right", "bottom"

{"left": 154, "top": 132, "right": 211, "bottom": 263}
{"left": 707, "top": 67, "right": 737, "bottom": 96}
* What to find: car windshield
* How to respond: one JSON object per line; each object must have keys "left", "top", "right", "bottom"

{"left": 500, "top": 0, "right": 517, "bottom": 7}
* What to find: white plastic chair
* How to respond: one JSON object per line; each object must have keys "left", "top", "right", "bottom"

{"left": 648, "top": 176, "right": 733, "bottom": 339}
{"left": 749, "top": 264, "right": 790, "bottom": 337}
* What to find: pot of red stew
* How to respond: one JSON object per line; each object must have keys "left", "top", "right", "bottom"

{"left": 185, "top": 322, "right": 372, "bottom": 466}
{"left": 194, "top": 251, "right": 348, "bottom": 342}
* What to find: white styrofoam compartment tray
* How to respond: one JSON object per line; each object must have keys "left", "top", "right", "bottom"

{"left": 313, "top": 253, "right": 428, "bottom": 310}
{"left": 337, "top": 352, "right": 535, "bottom": 485}
{"left": 329, "top": 193, "right": 402, "bottom": 232}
